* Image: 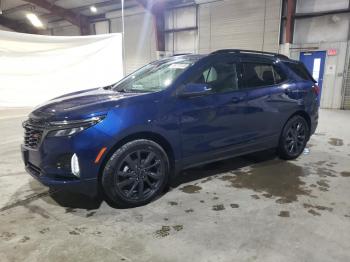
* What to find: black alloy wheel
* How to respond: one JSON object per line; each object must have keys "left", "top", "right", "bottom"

{"left": 278, "top": 115, "right": 309, "bottom": 160}
{"left": 102, "top": 139, "right": 169, "bottom": 208}
{"left": 115, "top": 149, "right": 163, "bottom": 201}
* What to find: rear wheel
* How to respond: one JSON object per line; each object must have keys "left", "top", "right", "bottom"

{"left": 278, "top": 115, "right": 309, "bottom": 160}
{"left": 102, "top": 139, "right": 169, "bottom": 208}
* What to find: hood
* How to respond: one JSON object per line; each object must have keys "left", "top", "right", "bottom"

{"left": 30, "top": 88, "right": 140, "bottom": 121}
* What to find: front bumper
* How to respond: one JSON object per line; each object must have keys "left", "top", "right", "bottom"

{"left": 21, "top": 123, "right": 114, "bottom": 197}
{"left": 22, "top": 145, "right": 98, "bottom": 197}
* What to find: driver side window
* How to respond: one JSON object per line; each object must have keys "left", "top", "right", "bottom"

{"left": 192, "top": 62, "right": 239, "bottom": 93}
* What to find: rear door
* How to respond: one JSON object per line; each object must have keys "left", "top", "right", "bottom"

{"left": 240, "top": 58, "right": 290, "bottom": 147}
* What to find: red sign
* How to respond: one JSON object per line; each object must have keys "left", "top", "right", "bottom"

{"left": 327, "top": 49, "right": 337, "bottom": 56}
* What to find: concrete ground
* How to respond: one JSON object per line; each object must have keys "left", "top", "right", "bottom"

{"left": 0, "top": 108, "right": 349, "bottom": 262}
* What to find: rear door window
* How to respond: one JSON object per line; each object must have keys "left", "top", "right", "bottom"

{"left": 241, "top": 63, "right": 286, "bottom": 89}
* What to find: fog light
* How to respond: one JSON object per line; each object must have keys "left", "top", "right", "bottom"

{"left": 71, "top": 153, "right": 80, "bottom": 177}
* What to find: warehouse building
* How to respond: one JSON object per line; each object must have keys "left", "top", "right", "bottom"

{"left": 0, "top": 1, "right": 350, "bottom": 261}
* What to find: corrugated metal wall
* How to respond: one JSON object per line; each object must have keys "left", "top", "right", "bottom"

{"left": 198, "top": 0, "right": 281, "bottom": 53}
{"left": 164, "top": 0, "right": 282, "bottom": 54}
{"left": 342, "top": 43, "right": 350, "bottom": 109}
{"left": 292, "top": 0, "right": 350, "bottom": 109}
{"left": 110, "top": 12, "right": 157, "bottom": 75}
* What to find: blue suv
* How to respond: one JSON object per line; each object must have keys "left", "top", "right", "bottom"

{"left": 22, "top": 49, "right": 319, "bottom": 207}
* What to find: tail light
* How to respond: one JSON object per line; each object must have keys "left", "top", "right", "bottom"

{"left": 312, "top": 84, "right": 320, "bottom": 95}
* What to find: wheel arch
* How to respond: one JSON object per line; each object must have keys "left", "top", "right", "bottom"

{"left": 289, "top": 110, "right": 311, "bottom": 132}
{"left": 281, "top": 110, "right": 312, "bottom": 140}
{"left": 97, "top": 131, "right": 176, "bottom": 185}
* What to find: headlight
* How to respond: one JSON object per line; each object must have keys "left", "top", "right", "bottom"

{"left": 47, "top": 116, "right": 105, "bottom": 137}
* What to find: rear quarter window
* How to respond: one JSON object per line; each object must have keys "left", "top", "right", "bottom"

{"left": 285, "top": 62, "right": 316, "bottom": 82}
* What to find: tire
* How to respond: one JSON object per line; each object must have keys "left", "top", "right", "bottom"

{"left": 101, "top": 139, "right": 169, "bottom": 208}
{"left": 278, "top": 115, "right": 310, "bottom": 160}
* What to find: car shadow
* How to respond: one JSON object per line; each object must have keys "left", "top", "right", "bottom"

{"left": 171, "top": 149, "right": 277, "bottom": 187}
{"left": 48, "top": 189, "right": 103, "bottom": 210}
{"left": 42, "top": 149, "right": 277, "bottom": 210}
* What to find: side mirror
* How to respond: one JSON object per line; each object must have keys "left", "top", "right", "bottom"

{"left": 178, "top": 83, "right": 212, "bottom": 98}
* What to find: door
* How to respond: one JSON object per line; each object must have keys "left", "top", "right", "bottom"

{"left": 300, "top": 51, "right": 326, "bottom": 104}
{"left": 240, "top": 59, "right": 292, "bottom": 147}
{"left": 177, "top": 57, "right": 248, "bottom": 166}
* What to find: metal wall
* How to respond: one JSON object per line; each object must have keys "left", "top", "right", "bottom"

{"left": 164, "top": 0, "right": 282, "bottom": 54}
{"left": 198, "top": 0, "right": 282, "bottom": 53}
{"left": 343, "top": 42, "right": 350, "bottom": 109}
{"left": 109, "top": 8, "right": 157, "bottom": 75}
{"left": 290, "top": 0, "right": 350, "bottom": 109}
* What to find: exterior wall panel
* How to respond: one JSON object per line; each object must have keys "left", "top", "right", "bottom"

{"left": 198, "top": 0, "right": 281, "bottom": 53}
{"left": 110, "top": 12, "right": 156, "bottom": 75}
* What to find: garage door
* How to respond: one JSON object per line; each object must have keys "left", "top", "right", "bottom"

{"left": 198, "top": 0, "right": 281, "bottom": 54}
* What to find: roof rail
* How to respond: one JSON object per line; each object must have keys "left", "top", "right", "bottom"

{"left": 210, "top": 49, "right": 289, "bottom": 60}
{"left": 171, "top": 53, "right": 192, "bottom": 56}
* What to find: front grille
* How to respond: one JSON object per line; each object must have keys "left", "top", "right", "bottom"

{"left": 23, "top": 122, "right": 44, "bottom": 149}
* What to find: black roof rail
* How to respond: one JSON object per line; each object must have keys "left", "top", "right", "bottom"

{"left": 210, "top": 49, "right": 289, "bottom": 60}
{"left": 171, "top": 53, "right": 192, "bottom": 56}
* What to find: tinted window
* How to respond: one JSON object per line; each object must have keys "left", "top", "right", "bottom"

{"left": 286, "top": 62, "right": 315, "bottom": 82}
{"left": 242, "top": 63, "right": 285, "bottom": 88}
{"left": 193, "top": 62, "right": 239, "bottom": 93}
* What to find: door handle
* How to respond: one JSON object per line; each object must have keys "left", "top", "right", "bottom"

{"left": 231, "top": 97, "right": 242, "bottom": 103}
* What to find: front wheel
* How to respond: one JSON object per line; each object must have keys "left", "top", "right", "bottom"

{"left": 278, "top": 115, "right": 309, "bottom": 160}
{"left": 102, "top": 139, "right": 169, "bottom": 208}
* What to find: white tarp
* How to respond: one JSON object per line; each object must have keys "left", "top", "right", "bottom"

{"left": 0, "top": 31, "right": 123, "bottom": 107}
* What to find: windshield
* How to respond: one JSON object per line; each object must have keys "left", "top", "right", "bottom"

{"left": 113, "top": 58, "right": 196, "bottom": 93}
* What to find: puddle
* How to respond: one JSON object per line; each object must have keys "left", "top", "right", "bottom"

{"left": 328, "top": 138, "right": 344, "bottom": 146}
{"left": 179, "top": 185, "right": 202, "bottom": 194}
{"left": 278, "top": 211, "right": 290, "bottom": 217}
{"left": 341, "top": 171, "right": 350, "bottom": 177}
{"left": 168, "top": 201, "right": 178, "bottom": 206}
{"left": 303, "top": 203, "right": 333, "bottom": 212}
{"left": 316, "top": 180, "right": 329, "bottom": 188}
{"left": 172, "top": 225, "right": 183, "bottom": 231}
{"left": 230, "top": 204, "right": 239, "bottom": 208}
{"left": 185, "top": 208, "right": 194, "bottom": 213}
{"left": 155, "top": 226, "right": 171, "bottom": 238}
{"left": 308, "top": 209, "right": 321, "bottom": 216}
{"left": 212, "top": 204, "right": 225, "bottom": 211}
{"left": 219, "top": 160, "right": 311, "bottom": 203}
{"left": 316, "top": 167, "right": 337, "bottom": 177}
{"left": 154, "top": 225, "right": 183, "bottom": 237}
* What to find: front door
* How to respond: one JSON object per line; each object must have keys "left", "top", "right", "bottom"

{"left": 300, "top": 51, "right": 326, "bottom": 105}
{"left": 177, "top": 57, "right": 248, "bottom": 166}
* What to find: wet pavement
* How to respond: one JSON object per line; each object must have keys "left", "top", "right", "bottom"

{"left": 0, "top": 108, "right": 350, "bottom": 262}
